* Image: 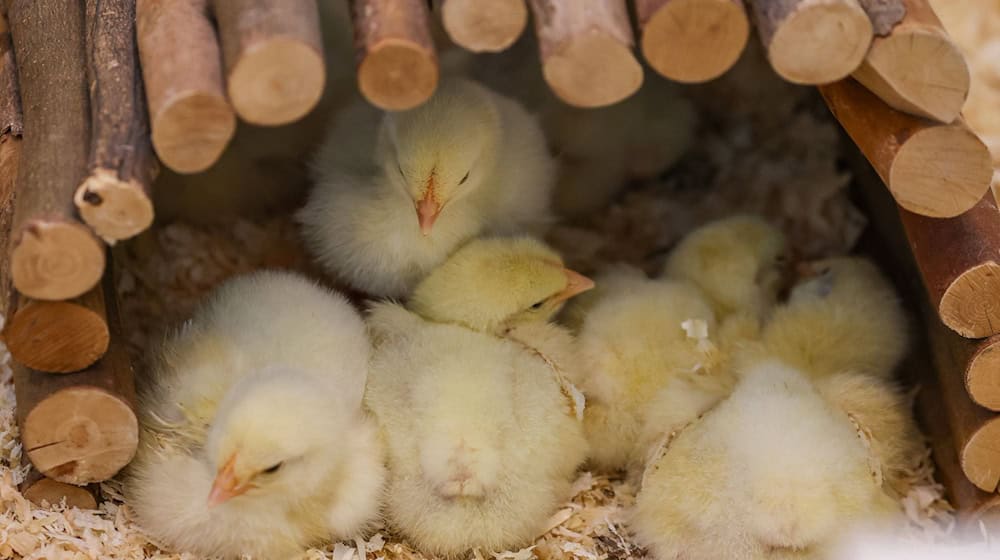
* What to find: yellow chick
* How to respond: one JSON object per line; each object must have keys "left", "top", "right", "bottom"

{"left": 127, "top": 271, "right": 385, "bottom": 559}
{"left": 633, "top": 360, "right": 900, "bottom": 560}
{"left": 365, "top": 236, "right": 592, "bottom": 556}
{"left": 761, "top": 256, "right": 908, "bottom": 380}
{"left": 299, "top": 77, "right": 555, "bottom": 298}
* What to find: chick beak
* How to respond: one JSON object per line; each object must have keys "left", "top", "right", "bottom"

{"left": 796, "top": 261, "right": 819, "bottom": 279}
{"left": 416, "top": 196, "right": 441, "bottom": 236}
{"left": 207, "top": 454, "right": 250, "bottom": 507}
{"left": 553, "top": 268, "right": 595, "bottom": 304}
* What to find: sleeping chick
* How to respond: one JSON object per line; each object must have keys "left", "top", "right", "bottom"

{"left": 127, "top": 271, "right": 385, "bottom": 559}
{"left": 299, "top": 77, "right": 555, "bottom": 298}
{"left": 633, "top": 360, "right": 900, "bottom": 560}
{"left": 761, "top": 256, "right": 908, "bottom": 379}
{"left": 365, "top": 236, "right": 591, "bottom": 556}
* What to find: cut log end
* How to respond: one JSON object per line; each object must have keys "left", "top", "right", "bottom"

{"left": 966, "top": 341, "right": 1000, "bottom": 410}
{"left": 22, "top": 476, "right": 98, "bottom": 509}
{"left": 889, "top": 126, "right": 992, "bottom": 218}
{"left": 227, "top": 38, "right": 326, "bottom": 126}
{"left": 442, "top": 0, "right": 528, "bottom": 53}
{"left": 767, "top": 3, "right": 872, "bottom": 84}
{"left": 962, "top": 416, "right": 1000, "bottom": 492}
{"left": 542, "top": 31, "right": 644, "bottom": 108}
{"left": 4, "top": 300, "right": 110, "bottom": 374}
{"left": 74, "top": 171, "right": 154, "bottom": 243}
{"left": 939, "top": 262, "right": 1000, "bottom": 339}
{"left": 10, "top": 222, "right": 105, "bottom": 301}
{"left": 151, "top": 91, "right": 237, "bottom": 174}
{"left": 640, "top": 0, "right": 749, "bottom": 83}
{"left": 22, "top": 387, "right": 138, "bottom": 485}
{"left": 358, "top": 41, "right": 439, "bottom": 111}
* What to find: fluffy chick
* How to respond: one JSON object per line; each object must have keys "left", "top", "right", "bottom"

{"left": 761, "top": 256, "right": 908, "bottom": 379}
{"left": 299, "top": 77, "right": 555, "bottom": 298}
{"left": 365, "top": 237, "right": 591, "bottom": 556}
{"left": 127, "top": 271, "right": 385, "bottom": 559}
{"left": 633, "top": 361, "right": 899, "bottom": 560}
{"left": 662, "top": 214, "right": 790, "bottom": 321}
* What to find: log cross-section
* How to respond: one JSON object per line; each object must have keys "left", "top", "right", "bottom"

{"left": 4, "top": 287, "right": 111, "bottom": 373}
{"left": 441, "top": 0, "right": 528, "bottom": 54}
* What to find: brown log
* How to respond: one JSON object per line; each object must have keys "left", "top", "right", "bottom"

{"left": 13, "top": 272, "right": 137, "bottom": 485}
{"left": 898, "top": 193, "right": 1000, "bottom": 339}
{"left": 853, "top": 0, "right": 969, "bottom": 123}
{"left": 6, "top": 1, "right": 106, "bottom": 301}
{"left": 441, "top": 0, "right": 527, "bottom": 53}
{"left": 3, "top": 288, "right": 110, "bottom": 373}
{"left": 75, "top": 0, "right": 157, "bottom": 243}
{"left": 0, "top": 11, "right": 21, "bottom": 318}
{"left": 352, "top": 0, "right": 439, "bottom": 111}
{"left": 528, "top": 0, "right": 643, "bottom": 108}
{"left": 747, "top": 0, "right": 872, "bottom": 85}
{"left": 636, "top": 0, "right": 750, "bottom": 84}
{"left": 136, "top": 0, "right": 236, "bottom": 173}
{"left": 213, "top": 0, "right": 325, "bottom": 125}
{"left": 819, "top": 77, "right": 991, "bottom": 218}
{"left": 20, "top": 457, "right": 99, "bottom": 509}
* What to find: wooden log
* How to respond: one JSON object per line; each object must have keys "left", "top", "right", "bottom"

{"left": 213, "top": 0, "right": 325, "bottom": 125}
{"left": 75, "top": 0, "right": 157, "bottom": 244}
{"left": 20, "top": 457, "right": 99, "bottom": 509}
{"left": 819, "top": 78, "right": 992, "bottom": 218}
{"left": 352, "top": 0, "right": 439, "bottom": 111}
{"left": 136, "top": 0, "right": 236, "bottom": 173}
{"left": 747, "top": 0, "right": 872, "bottom": 85}
{"left": 13, "top": 273, "right": 137, "bottom": 485}
{"left": 636, "top": 0, "right": 750, "bottom": 84}
{"left": 3, "top": 288, "right": 110, "bottom": 373}
{"left": 853, "top": 0, "right": 969, "bottom": 123}
{"left": 0, "top": 9, "right": 21, "bottom": 318}
{"left": 528, "top": 0, "right": 643, "bottom": 108}
{"left": 6, "top": 1, "right": 106, "bottom": 301}
{"left": 898, "top": 193, "right": 1000, "bottom": 339}
{"left": 965, "top": 337, "right": 1000, "bottom": 411}
{"left": 441, "top": 0, "right": 527, "bottom": 53}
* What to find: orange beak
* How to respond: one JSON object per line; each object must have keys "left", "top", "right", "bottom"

{"left": 553, "top": 268, "right": 595, "bottom": 304}
{"left": 207, "top": 454, "right": 251, "bottom": 507}
{"left": 416, "top": 195, "right": 441, "bottom": 236}
{"left": 795, "top": 261, "right": 819, "bottom": 278}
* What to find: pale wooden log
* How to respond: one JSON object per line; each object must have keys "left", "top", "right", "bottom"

{"left": 528, "top": 0, "right": 643, "bottom": 108}
{"left": 747, "top": 0, "right": 872, "bottom": 84}
{"left": 854, "top": 0, "right": 969, "bottom": 123}
{"left": 3, "top": 288, "right": 110, "bottom": 373}
{"left": 965, "top": 337, "right": 1000, "bottom": 411}
{"left": 636, "top": 0, "right": 749, "bottom": 83}
{"left": 76, "top": 0, "right": 157, "bottom": 243}
{"left": 136, "top": 0, "right": 236, "bottom": 173}
{"left": 441, "top": 0, "right": 526, "bottom": 53}
{"left": 820, "top": 77, "right": 991, "bottom": 218}
{"left": 13, "top": 272, "right": 137, "bottom": 485}
{"left": 20, "top": 457, "right": 99, "bottom": 509}
{"left": 213, "top": 0, "right": 325, "bottom": 125}
{"left": 352, "top": 0, "right": 439, "bottom": 111}
{"left": 6, "top": 1, "right": 106, "bottom": 301}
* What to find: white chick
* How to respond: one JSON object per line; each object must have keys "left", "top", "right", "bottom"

{"left": 365, "top": 236, "right": 592, "bottom": 556}
{"left": 761, "top": 256, "right": 908, "bottom": 380}
{"left": 632, "top": 360, "right": 899, "bottom": 560}
{"left": 299, "top": 77, "right": 555, "bottom": 298}
{"left": 127, "top": 271, "right": 385, "bottom": 559}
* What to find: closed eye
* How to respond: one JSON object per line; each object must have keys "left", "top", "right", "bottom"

{"left": 397, "top": 163, "right": 405, "bottom": 178}
{"left": 459, "top": 171, "right": 470, "bottom": 185}
{"left": 261, "top": 462, "right": 283, "bottom": 475}
{"left": 530, "top": 300, "right": 545, "bottom": 310}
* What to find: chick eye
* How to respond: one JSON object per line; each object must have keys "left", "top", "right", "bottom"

{"left": 262, "top": 462, "right": 283, "bottom": 475}
{"left": 397, "top": 163, "right": 405, "bottom": 178}
{"left": 459, "top": 171, "right": 470, "bottom": 185}
{"left": 530, "top": 300, "right": 546, "bottom": 310}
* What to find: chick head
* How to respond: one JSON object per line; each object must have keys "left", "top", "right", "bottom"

{"left": 789, "top": 257, "right": 888, "bottom": 305}
{"left": 204, "top": 369, "right": 348, "bottom": 509}
{"left": 408, "top": 236, "right": 594, "bottom": 333}
{"left": 663, "top": 215, "right": 790, "bottom": 319}
{"left": 379, "top": 78, "right": 502, "bottom": 236}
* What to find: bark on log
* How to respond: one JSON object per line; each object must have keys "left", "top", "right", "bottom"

{"left": 819, "top": 77, "right": 991, "bottom": 218}
{"left": 213, "top": 0, "right": 325, "bottom": 125}
{"left": 636, "top": 0, "right": 749, "bottom": 84}
{"left": 4, "top": 288, "right": 110, "bottom": 373}
{"left": 898, "top": 193, "right": 1000, "bottom": 339}
{"left": 0, "top": 13, "right": 21, "bottom": 318}
{"left": 76, "top": 0, "right": 157, "bottom": 243}
{"left": 20, "top": 457, "right": 99, "bottom": 509}
{"left": 352, "top": 0, "right": 439, "bottom": 111}
{"left": 747, "top": 0, "right": 872, "bottom": 85}
{"left": 136, "top": 0, "right": 236, "bottom": 173}
{"left": 856, "top": 0, "right": 906, "bottom": 35}
{"left": 14, "top": 272, "right": 137, "bottom": 485}
{"left": 853, "top": 0, "right": 969, "bottom": 123}
{"left": 6, "top": 1, "right": 106, "bottom": 301}
{"left": 529, "top": 0, "right": 643, "bottom": 108}
{"left": 441, "top": 0, "right": 527, "bottom": 53}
